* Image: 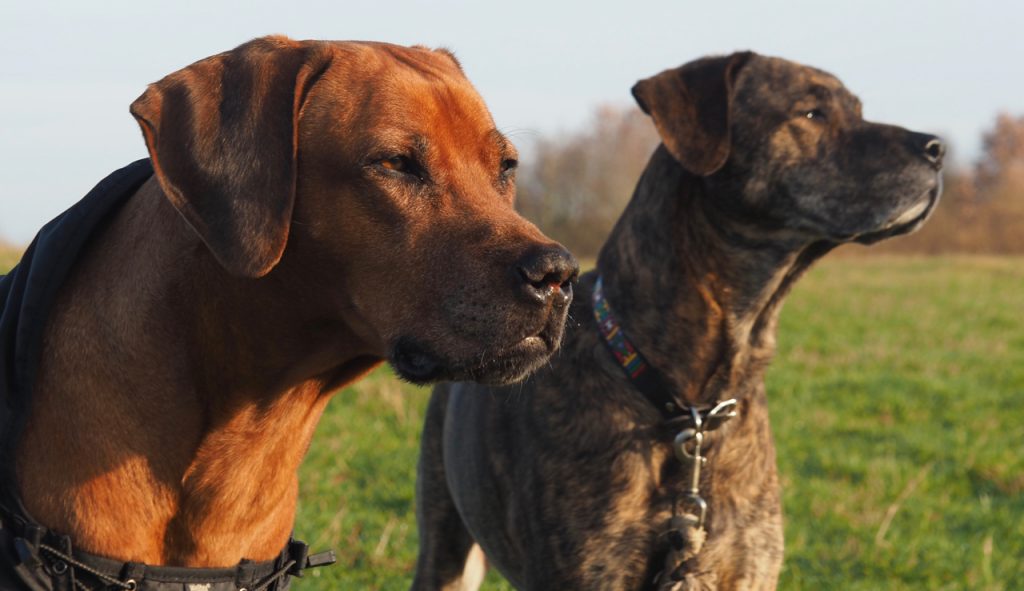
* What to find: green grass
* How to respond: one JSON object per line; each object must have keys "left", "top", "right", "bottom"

{"left": 769, "top": 256, "right": 1024, "bottom": 590}
{"left": 4, "top": 255, "right": 1020, "bottom": 589}
{"left": 293, "top": 256, "right": 1024, "bottom": 590}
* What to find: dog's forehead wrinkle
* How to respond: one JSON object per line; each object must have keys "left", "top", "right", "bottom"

{"left": 735, "top": 58, "right": 847, "bottom": 117}
{"left": 343, "top": 66, "right": 486, "bottom": 136}
{"left": 361, "top": 116, "right": 493, "bottom": 177}
{"left": 807, "top": 83, "right": 834, "bottom": 103}
{"left": 356, "top": 40, "right": 464, "bottom": 80}
{"left": 411, "top": 134, "right": 430, "bottom": 156}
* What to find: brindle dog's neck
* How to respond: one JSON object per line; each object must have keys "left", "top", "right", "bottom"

{"left": 597, "top": 146, "right": 834, "bottom": 406}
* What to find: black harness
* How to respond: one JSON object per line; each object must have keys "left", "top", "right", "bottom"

{"left": 0, "top": 528, "right": 333, "bottom": 591}
{"left": 0, "top": 160, "right": 334, "bottom": 590}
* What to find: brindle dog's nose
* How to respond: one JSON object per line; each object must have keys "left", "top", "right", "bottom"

{"left": 912, "top": 132, "right": 945, "bottom": 169}
{"left": 517, "top": 245, "right": 579, "bottom": 306}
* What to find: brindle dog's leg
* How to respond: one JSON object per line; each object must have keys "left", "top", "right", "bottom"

{"left": 413, "top": 385, "right": 484, "bottom": 591}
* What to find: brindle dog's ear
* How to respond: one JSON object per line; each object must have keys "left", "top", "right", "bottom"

{"left": 130, "top": 36, "right": 332, "bottom": 278}
{"left": 632, "top": 51, "right": 754, "bottom": 176}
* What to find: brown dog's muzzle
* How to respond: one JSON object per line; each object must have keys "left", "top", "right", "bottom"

{"left": 515, "top": 244, "right": 578, "bottom": 308}
{"left": 390, "top": 239, "right": 578, "bottom": 387}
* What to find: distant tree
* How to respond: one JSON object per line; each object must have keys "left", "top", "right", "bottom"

{"left": 872, "top": 112, "right": 1024, "bottom": 255}
{"left": 516, "top": 105, "right": 659, "bottom": 258}
{"left": 975, "top": 112, "right": 1024, "bottom": 199}
{"left": 971, "top": 113, "right": 1024, "bottom": 252}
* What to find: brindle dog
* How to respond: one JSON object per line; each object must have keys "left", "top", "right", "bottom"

{"left": 412, "top": 52, "right": 943, "bottom": 590}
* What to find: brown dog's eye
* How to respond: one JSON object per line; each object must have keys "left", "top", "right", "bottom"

{"left": 381, "top": 155, "right": 411, "bottom": 172}
{"left": 377, "top": 155, "right": 426, "bottom": 182}
{"left": 805, "top": 109, "right": 827, "bottom": 121}
{"left": 500, "top": 158, "right": 518, "bottom": 176}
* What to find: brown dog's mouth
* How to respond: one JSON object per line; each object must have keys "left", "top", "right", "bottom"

{"left": 389, "top": 331, "right": 551, "bottom": 386}
{"left": 389, "top": 305, "right": 569, "bottom": 386}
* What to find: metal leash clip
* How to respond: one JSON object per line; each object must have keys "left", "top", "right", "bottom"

{"left": 657, "top": 399, "right": 739, "bottom": 589}
{"left": 671, "top": 399, "right": 737, "bottom": 528}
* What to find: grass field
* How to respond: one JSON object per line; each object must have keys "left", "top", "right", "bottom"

{"left": 3, "top": 254, "right": 1021, "bottom": 589}
{"left": 294, "top": 256, "right": 1024, "bottom": 590}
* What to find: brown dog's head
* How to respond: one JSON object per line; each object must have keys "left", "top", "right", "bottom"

{"left": 130, "top": 36, "right": 577, "bottom": 385}
{"left": 632, "top": 52, "right": 943, "bottom": 244}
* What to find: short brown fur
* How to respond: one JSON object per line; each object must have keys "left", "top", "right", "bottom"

{"left": 15, "top": 35, "right": 577, "bottom": 567}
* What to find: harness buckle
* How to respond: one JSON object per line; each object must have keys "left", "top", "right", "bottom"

{"left": 284, "top": 540, "right": 337, "bottom": 578}
{"left": 305, "top": 550, "right": 337, "bottom": 569}
{"left": 13, "top": 537, "right": 41, "bottom": 569}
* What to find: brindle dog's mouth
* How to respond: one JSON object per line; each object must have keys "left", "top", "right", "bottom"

{"left": 854, "top": 186, "right": 941, "bottom": 245}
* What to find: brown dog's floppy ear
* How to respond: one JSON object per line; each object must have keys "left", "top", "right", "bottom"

{"left": 130, "top": 36, "right": 332, "bottom": 278}
{"left": 632, "top": 51, "right": 753, "bottom": 176}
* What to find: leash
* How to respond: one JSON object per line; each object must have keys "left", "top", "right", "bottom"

{"left": 592, "top": 275, "right": 737, "bottom": 590}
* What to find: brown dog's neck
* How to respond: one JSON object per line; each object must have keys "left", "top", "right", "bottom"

{"left": 16, "top": 181, "right": 382, "bottom": 567}
{"left": 597, "top": 146, "right": 833, "bottom": 405}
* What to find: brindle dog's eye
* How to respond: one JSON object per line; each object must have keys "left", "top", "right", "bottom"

{"left": 500, "top": 158, "right": 518, "bottom": 175}
{"left": 805, "top": 108, "right": 827, "bottom": 121}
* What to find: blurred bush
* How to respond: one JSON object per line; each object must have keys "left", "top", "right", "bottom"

{"left": 515, "top": 105, "right": 659, "bottom": 257}
{"left": 0, "top": 241, "right": 22, "bottom": 272}
{"left": 877, "top": 112, "right": 1024, "bottom": 255}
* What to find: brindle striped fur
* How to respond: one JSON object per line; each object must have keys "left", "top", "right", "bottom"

{"left": 412, "top": 52, "right": 943, "bottom": 590}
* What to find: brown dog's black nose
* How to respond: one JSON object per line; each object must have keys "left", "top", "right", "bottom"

{"left": 517, "top": 245, "right": 579, "bottom": 306}
{"left": 912, "top": 132, "right": 945, "bottom": 168}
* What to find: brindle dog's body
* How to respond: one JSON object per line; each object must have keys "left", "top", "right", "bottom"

{"left": 413, "top": 53, "right": 943, "bottom": 590}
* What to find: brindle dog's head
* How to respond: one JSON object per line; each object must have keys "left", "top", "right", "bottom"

{"left": 633, "top": 52, "right": 943, "bottom": 244}
{"left": 130, "top": 36, "right": 577, "bottom": 386}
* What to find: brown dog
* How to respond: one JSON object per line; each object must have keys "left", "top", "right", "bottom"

{"left": 413, "top": 52, "right": 943, "bottom": 590}
{"left": 1, "top": 35, "right": 577, "bottom": 587}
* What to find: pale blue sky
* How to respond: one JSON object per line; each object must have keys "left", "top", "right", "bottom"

{"left": 2, "top": 0, "right": 1021, "bottom": 243}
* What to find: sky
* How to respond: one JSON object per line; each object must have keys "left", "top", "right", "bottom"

{"left": 2, "top": 0, "right": 1022, "bottom": 243}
